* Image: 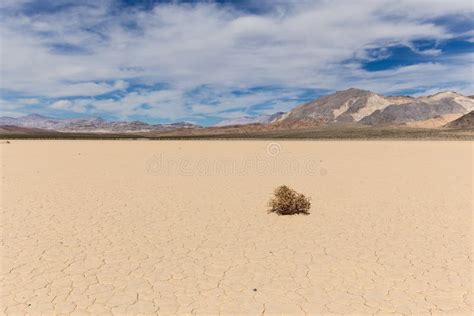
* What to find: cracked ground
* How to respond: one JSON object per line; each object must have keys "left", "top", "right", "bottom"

{"left": 1, "top": 140, "right": 473, "bottom": 315}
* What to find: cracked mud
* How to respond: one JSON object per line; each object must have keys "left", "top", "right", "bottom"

{"left": 1, "top": 141, "right": 472, "bottom": 315}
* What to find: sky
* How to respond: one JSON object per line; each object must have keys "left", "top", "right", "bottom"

{"left": 0, "top": 0, "right": 473, "bottom": 125}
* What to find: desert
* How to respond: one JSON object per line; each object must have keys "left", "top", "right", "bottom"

{"left": 1, "top": 140, "right": 472, "bottom": 315}
{"left": 2, "top": 0, "right": 474, "bottom": 314}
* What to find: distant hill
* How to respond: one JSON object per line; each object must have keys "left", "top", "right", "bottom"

{"left": 274, "top": 89, "right": 473, "bottom": 128}
{"left": 444, "top": 111, "right": 474, "bottom": 128}
{"left": 0, "top": 114, "right": 200, "bottom": 133}
{"left": 276, "top": 88, "right": 414, "bottom": 127}
{"left": 2, "top": 88, "right": 474, "bottom": 135}
{"left": 0, "top": 125, "right": 56, "bottom": 135}
{"left": 360, "top": 91, "right": 473, "bottom": 126}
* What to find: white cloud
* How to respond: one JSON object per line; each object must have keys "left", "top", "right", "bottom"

{"left": 40, "top": 81, "right": 127, "bottom": 98}
{"left": 0, "top": 97, "right": 40, "bottom": 116}
{"left": 0, "top": 0, "right": 473, "bottom": 121}
{"left": 43, "top": 87, "right": 304, "bottom": 121}
{"left": 353, "top": 53, "right": 473, "bottom": 93}
{"left": 50, "top": 99, "right": 89, "bottom": 112}
{"left": 46, "top": 89, "right": 188, "bottom": 120}
{"left": 50, "top": 100, "right": 73, "bottom": 109}
{"left": 379, "top": 0, "right": 474, "bottom": 19}
{"left": 18, "top": 98, "right": 39, "bottom": 105}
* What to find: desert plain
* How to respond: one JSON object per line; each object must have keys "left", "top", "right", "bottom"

{"left": 0, "top": 140, "right": 473, "bottom": 315}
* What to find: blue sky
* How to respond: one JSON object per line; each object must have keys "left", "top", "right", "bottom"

{"left": 0, "top": 0, "right": 473, "bottom": 125}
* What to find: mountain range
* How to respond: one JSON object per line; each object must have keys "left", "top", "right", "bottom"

{"left": 275, "top": 89, "right": 473, "bottom": 128}
{"left": 0, "top": 114, "right": 199, "bottom": 133}
{"left": 217, "top": 89, "right": 474, "bottom": 129}
{"left": 1, "top": 88, "right": 473, "bottom": 134}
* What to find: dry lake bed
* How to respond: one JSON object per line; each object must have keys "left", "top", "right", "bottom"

{"left": 1, "top": 140, "right": 473, "bottom": 315}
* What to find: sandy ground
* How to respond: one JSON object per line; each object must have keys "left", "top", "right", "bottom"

{"left": 1, "top": 140, "right": 473, "bottom": 315}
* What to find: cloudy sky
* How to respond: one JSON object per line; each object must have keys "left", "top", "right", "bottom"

{"left": 0, "top": 0, "right": 473, "bottom": 125}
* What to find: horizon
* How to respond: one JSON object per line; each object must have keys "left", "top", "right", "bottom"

{"left": 1, "top": 87, "right": 472, "bottom": 126}
{"left": 1, "top": 0, "right": 473, "bottom": 125}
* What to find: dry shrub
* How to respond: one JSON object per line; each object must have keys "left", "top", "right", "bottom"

{"left": 268, "top": 185, "right": 311, "bottom": 215}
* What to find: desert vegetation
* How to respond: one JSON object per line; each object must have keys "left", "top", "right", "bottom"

{"left": 268, "top": 185, "right": 311, "bottom": 215}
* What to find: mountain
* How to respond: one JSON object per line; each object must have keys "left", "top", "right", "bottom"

{"left": 0, "top": 125, "right": 58, "bottom": 135}
{"left": 0, "top": 115, "right": 200, "bottom": 133}
{"left": 2, "top": 89, "right": 473, "bottom": 135}
{"left": 0, "top": 114, "right": 107, "bottom": 130}
{"left": 360, "top": 91, "right": 474, "bottom": 127}
{"left": 276, "top": 88, "right": 413, "bottom": 127}
{"left": 275, "top": 88, "right": 473, "bottom": 128}
{"left": 0, "top": 114, "right": 56, "bottom": 129}
{"left": 444, "top": 111, "right": 474, "bottom": 128}
{"left": 214, "top": 112, "right": 285, "bottom": 127}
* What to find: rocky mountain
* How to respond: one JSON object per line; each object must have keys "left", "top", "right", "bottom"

{"left": 275, "top": 88, "right": 414, "bottom": 127}
{"left": 274, "top": 88, "right": 474, "bottom": 128}
{"left": 360, "top": 91, "right": 474, "bottom": 127}
{"left": 0, "top": 114, "right": 200, "bottom": 133}
{"left": 444, "top": 111, "right": 474, "bottom": 128}
{"left": 214, "top": 112, "right": 285, "bottom": 127}
{"left": 2, "top": 89, "right": 473, "bottom": 135}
